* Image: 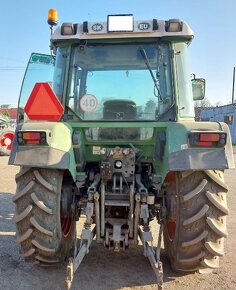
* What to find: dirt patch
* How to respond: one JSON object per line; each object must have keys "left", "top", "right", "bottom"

{"left": 1, "top": 155, "right": 236, "bottom": 289}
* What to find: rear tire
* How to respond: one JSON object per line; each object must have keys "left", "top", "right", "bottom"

{"left": 164, "top": 170, "right": 228, "bottom": 273}
{"left": 13, "top": 167, "right": 75, "bottom": 265}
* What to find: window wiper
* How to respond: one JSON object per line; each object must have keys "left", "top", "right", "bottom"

{"left": 139, "top": 47, "right": 163, "bottom": 101}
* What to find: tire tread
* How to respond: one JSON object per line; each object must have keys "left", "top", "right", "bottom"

{"left": 164, "top": 170, "right": 228, "bottom": 273}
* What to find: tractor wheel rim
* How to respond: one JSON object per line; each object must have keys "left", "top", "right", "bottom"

{"left": 60, "top": 217, "right": 72, "bottom": 237}
{"left": 166, "top": 220, "right": 176, "bottom": 241}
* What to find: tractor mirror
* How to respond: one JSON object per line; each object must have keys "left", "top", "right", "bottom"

{"left": 192, "top": 78, "right": 205, "bottom": 100}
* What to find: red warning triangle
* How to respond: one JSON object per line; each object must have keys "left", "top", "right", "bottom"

{"left": 24, "top": 82, "right": 64, "bottom": 121}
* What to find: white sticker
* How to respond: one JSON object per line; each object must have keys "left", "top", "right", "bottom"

{"left": 80, "top": 94, "right": 98, "bottom": 113}
{"left": 181, "top": 144, "right": 188, "bottom": 150}
{"left": 93, "top": 146, "right": 101, "bottom": 155}
{"left": 100, "top": 148, "right": 107, "bottom": 155}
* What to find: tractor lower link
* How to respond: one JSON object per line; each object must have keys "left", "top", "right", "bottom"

{"left": 65, "top": 147, "right": 164, "bottom": 290}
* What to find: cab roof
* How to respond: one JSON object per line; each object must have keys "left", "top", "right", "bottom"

{"left": 51, "top": 16, "right": 194, "bottom": 43}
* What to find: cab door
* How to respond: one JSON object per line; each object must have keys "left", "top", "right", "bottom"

{"left": 18, "top": 53, "right": 55, "bottom": 122}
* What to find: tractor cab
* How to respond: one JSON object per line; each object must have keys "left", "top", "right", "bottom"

{"left": 17, "top": 14, "right": 205, "bottom": 126}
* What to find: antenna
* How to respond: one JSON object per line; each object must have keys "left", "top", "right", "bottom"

{"left": 232, "top": 67, "right": 235, "bottom": 104}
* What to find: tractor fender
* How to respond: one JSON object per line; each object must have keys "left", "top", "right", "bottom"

{"left": 168, "top": 148, "right": 231, "bottom": 170}
{"left": 218, "top": 122, "right": 235, "bottom": 168}
{"left": 167, "top": 122, "right": 235, "bottom": 171}
{"left": 9, "top": 122, "right": 78, "bottom": 181}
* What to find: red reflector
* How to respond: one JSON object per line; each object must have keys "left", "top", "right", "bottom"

{"left": 26, "top": 140, "right": 40, "bottom": 145}
{"left": 23, "top": 132, "right": 41, "bottom": 140}
{"left": 197, "top": 141, "right": 213, "bottom": 147}
{"left": 24, "top": 82, "right": 64, "bottom": 121}
{"left": 199, "top": 133, "right": 220, "bottom": 142}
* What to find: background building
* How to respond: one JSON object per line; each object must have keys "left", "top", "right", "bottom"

{"left": 200, "top": 104, "right": 236, "bottom": 144}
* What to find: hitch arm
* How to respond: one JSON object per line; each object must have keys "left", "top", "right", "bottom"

{"left": 139, "top": 202, "right": 164, "bottom": 289}
{"left": 65, "top": 226, "right": 96, "bottom": 290}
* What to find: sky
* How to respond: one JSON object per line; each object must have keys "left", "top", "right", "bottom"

{"left": 0, "top": 0, "right": 235, "bottom": 106}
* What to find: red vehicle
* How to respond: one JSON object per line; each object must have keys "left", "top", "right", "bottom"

{"left": 0, "top": 116, "right": 15, "bottom": 155}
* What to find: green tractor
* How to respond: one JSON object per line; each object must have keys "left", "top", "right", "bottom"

{"left": 9, "top": 10, "right": 234, "bottom": 289}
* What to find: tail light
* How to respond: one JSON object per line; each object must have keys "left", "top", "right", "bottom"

{"left": 189, "top": 132, "right": 227, "bottom": 147}
{"left": 17, "top": 131, "right": 47, "bottom": 145}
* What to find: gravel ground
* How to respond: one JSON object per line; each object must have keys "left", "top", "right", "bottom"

{"left": 0, "top": 155, "right": 236, "bottom": 290}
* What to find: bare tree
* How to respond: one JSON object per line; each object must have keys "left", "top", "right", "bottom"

{"left": 194, "top": 98, "right": 212, "bottom": 121}
{"left": 194, "top": 98, "right": 212, "bottom": 108}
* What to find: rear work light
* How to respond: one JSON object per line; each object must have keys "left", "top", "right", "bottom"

{"left": 189, "top": 132, "right": 227, "bottom": 147}
{"left": 165, "top": 19, "right": 183, "bottom": 32}
{"left": 17, "top": 131, "right": 47, "bottom": 145}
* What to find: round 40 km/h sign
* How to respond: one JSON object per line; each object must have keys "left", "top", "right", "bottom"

{"left": 80, "top": 94, "right": 98, "bottom": 113}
